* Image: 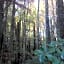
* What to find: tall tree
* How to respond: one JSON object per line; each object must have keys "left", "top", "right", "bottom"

{"left": 56, "top": 0, "right": 64, "bottom": 39}
{"left": 45, "top": 0, "right": 51, "bottom": 43}
{"left": 10, "top": 0, "right": 16, "bottom": 62}
{"left": 3, "top": 0, "right": 9, "bottom": 46}
{"left": 22, "top": 0, "right": 26, "bottom": 62}
{"left": 0, "top": 0, "right": 4, "bottom": 51}
{"left": 36, "top": 0, "right": 40, "bottom": 49}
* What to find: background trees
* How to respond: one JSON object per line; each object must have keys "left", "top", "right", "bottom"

{"left": 0, "top": 0, "right": 64, "bottom": 64}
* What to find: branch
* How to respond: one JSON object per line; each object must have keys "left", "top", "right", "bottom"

{"left": 15, "top": 2, "right": 31, "bottom": 11}
{"left": 4, "top": 0, "right": 31, "bottom": 11}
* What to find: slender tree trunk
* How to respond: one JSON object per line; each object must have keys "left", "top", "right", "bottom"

{"left": 45, "top": 0, "right": 51, "bottom": 43}
{"left": 33, "top": 22, "right": 36, "bottom": 50}
{"left": 3, "top": 1, "right": 8, "bottom": 46}
{"left": 16, "top": 17, "right": 21, "bottom": 64}
{"left": 51, "top": 0, "right": 56, "bottom": 41}
{"left": 50, "top": 0, "right": 56, "bottom": 41}
{"left": 22, "top": 0, "right": 26, "bottom": 62}
{"left": 10, "top": 0, "right": 16, "bottom": 63}
{"left": 2, "top": 1, "right": 10, "bottom": 64}
{"left": 36, "top": 0, "right": 40, "bottom": 49}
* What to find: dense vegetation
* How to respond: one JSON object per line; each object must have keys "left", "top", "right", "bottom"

{"left": 0, "top": 0, "right": 64, "bottom": 64}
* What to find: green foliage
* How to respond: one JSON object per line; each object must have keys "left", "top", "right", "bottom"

{"left": 34, "top": 39, "right": 64, "bottom": 64}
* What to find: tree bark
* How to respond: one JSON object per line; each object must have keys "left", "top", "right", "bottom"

{"left": 45, "top": 0, "right": 51, "bottom": 43}
{"left": 10, "top": 0, "right": 16, "bottom": 63}
{"left": 0, "top": 0, "right": 4, "bottom": 51}
{"left": 56, "top": 0, "right": 64, "bottom": 39}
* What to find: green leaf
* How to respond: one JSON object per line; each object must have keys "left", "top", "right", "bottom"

{"left": 60, "top": 61, "right": 64, "bottom": 64}
{"left": 48, "top": 41, "right": 57, "bottom": 47}
{"left": 61, "top": 51, "right": 64, "bottom": 60}
{"left": 58, "top": 38, "right": 64, "bottom": 43}
{"left": 46, "top": 54, "right": 60, "bottom": 64}
{"left": 38, "top": 54, "right": 45, "bottom": 63}
{"left": 41, "top": 42, "right": 47, "bottom": 52}
{"left": 56, "top": 48, "right": 61, "bottom": 54}
{"left": 34, "top": 50, "right": 43, "bottom": 55}
{"left": 48, "top": 48, "right": 56, "bottom": 53}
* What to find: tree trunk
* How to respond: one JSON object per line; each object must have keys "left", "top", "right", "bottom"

{"left": 0, "top": 0, "right": 4, "bottom": 51}
{"left": 16, "top": 19, "right": 21, "bottom": 64}
{"left": 33, "top": 22, "right": 36, "bottom": 50}
{"left": 56, "top": 0, "right": 64, "bottom": 39}
{"left": 45, "top": 0, "right": 51, "bottom": 43}
{"left": 3, "top": 1, "right": 8, "bottom": 46}
{"left": 10, "top": 0, "right": 16, "bottom": 62}
{"left": 36, "top": 0, "right": 40, "bottom": 49}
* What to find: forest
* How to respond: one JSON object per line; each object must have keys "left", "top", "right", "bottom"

{"left": 0, "top": 0, "right": 64, "bottom": 64}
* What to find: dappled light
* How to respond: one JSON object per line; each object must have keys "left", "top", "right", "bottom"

{"left": 0, "top": 0, "right": 64, "bottom": 64}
